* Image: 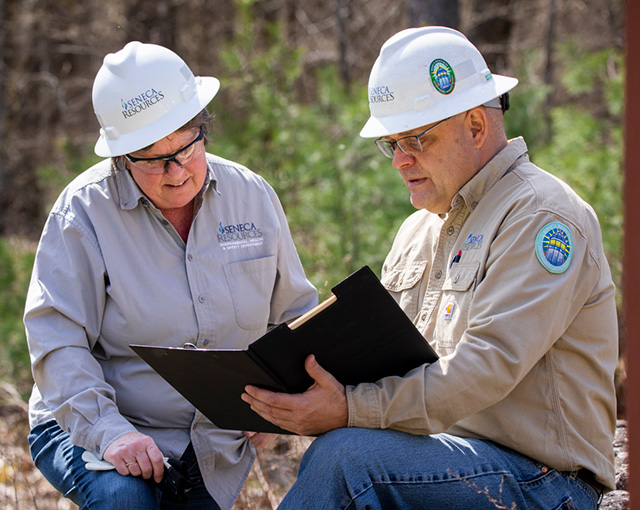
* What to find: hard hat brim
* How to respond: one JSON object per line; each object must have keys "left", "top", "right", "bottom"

{"left": 94, "top": 76, "right": 220, "bottom": 157}
{"left": 359, "top": 74, "right": 518, "bottom": 139}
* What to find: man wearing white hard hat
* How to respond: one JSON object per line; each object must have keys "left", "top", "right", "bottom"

{"left": 243, "top": 27, "right": 616, "bottom": 508}
{"left": 24, "top": 41, "right": 317, "bottom": 509}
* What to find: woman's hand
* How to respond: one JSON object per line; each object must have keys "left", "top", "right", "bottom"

{"left": 104, "top": 431, "right": 165, "bottom": 483}
{"left": 242, "top": 431, "right": 278, "bottom": 448}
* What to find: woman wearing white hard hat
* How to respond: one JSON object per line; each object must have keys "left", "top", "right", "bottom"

{"left": 24, "top": 41, "right": 317, "bottom": 510}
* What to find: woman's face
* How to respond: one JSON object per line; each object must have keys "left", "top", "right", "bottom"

{"left": 125, "top": 128, "right": 207, "bottom": 211}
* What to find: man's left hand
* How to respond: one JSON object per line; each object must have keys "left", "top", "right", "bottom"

{"left": 241, "top": 355, "right": 348, "bottom": 436}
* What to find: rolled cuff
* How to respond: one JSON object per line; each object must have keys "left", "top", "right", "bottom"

{"left": 346, "top": 383, "right": 381, "bottom": 429}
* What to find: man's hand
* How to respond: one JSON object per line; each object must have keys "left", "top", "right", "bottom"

{"left": 104, "top": 431, "right": 165, "bottom": 483}
{"left": 241, "top": 355, "right": 348, "bottom": 436}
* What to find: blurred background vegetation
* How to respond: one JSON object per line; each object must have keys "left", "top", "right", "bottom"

{"left": 0, "top": 0, "right": 626, "bottom": 506}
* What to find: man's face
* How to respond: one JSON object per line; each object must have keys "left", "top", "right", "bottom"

{"left": 386, "top": 113, "right": 479, "bottom": 213}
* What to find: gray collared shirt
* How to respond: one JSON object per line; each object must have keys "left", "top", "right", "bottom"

{"left": 25, "top": 153, "right": 318, "bottom": 509}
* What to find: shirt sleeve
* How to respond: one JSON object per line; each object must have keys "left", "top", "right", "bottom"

{"left": 346, "top": 208, "right": 608, "bottom": 433}
{"left": 25, "top": 211, "right": 135, "bottom": 456}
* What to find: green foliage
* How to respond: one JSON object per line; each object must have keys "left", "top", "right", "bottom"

{"left": 37, "top": 139, "right": 102, "bottom": 213}
{"left": 503, "top": 50, "right": 553, "bottom": 148}
{"left": 0, "top": 238, "right": 35, "bottom": 396}
{"left": 213, "top": 4, "right": 414, "bottom": 295}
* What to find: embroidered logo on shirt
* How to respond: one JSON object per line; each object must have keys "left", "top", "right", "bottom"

{"left": 462, "top": 232, "right": 484, "bottom": 251}
{"left": 217, "top": 221, "right": 264, "bottom": 250}
{"left": 535, "top": 222, "right": 573, "bottom": 274}
{"left": 444, "top": 300, "right": 456, "bottom": 321}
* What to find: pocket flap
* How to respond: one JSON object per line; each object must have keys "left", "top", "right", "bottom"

{"left": 443, "top": 262, "right": 479, "bottom": 291}
{"left": 381, "top": 262, "right": 427, "bottom": 292}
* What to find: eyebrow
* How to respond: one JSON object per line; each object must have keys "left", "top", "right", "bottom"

{"left": 386, "top": 129, "right": 425, "bottom": 142}
{"left": 131, "top": 130, "right": 199, "bottom": 158}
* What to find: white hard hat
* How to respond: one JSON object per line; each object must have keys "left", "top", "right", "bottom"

{"left": 360, "top": 27, "right": 518, "bottom": 138}
{"left": 92, "top": 41, "right": 220, "bottom": 157}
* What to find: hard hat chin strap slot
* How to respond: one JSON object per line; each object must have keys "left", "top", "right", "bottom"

{"left": 482, "top": 92, "right": 510, "bottom": 113}
{"left": 500, "top": 92, "right": 510, "bottom": 113}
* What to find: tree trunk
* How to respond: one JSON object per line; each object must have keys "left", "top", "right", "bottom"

{"left": 408, "top": 0, "right": 460, "bottom": 29}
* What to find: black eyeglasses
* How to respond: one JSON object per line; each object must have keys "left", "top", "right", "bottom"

{"left": 375, "top": 117, "right": 450, "bottom": 158}
{"left": 125, "top": 128, "right": 205, "bottom": 174}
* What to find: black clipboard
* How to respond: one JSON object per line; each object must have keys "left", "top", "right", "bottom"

{"left": 131, "top": 266, "right": 438, "bottom": 434}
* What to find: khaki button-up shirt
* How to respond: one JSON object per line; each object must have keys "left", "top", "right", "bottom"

{"left": 346, "top": 137, "right": 618, "bottom": 490}
{"left": 25, "top": 154, "right": 318, "bottom": 509}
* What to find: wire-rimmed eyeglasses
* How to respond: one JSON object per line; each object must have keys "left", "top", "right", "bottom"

{"left": 125, "top": 128, "right": 205, "bottom": 174}
{"left": 375, "top": 117, "right": 450, "bottom": 159}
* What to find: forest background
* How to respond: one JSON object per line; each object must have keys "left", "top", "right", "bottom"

{"left": 0, "top": 0, "right": 626, "bottom": 508}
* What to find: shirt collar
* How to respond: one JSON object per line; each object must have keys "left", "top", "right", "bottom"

{"left": 453, "top": 136, "right": 530, "bottom": 212}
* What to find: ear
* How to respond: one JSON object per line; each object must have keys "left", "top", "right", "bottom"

{"left": 466, "top": 107, "right": 488, "bottom": 149}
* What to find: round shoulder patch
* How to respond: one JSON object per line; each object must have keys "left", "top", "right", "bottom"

{"left": 429, "top": 59, "right": 455, "bottom": 95}
{"left": 535, "top": 222, "right": 573, "bottom": 274}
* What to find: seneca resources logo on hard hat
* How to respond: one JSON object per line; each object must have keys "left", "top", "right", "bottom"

{"left": 121, "top": 88, "right": 166, "bottom": 119}
{"left": 429, "top": 59, "right": 455, "bottom": 95}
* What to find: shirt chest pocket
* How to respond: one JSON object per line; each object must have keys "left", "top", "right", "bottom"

{"left": 223, "top": 255, "right": 277, "bottom": 331}
{"left": 434, "top": 261, "right": 479, "bottom": 355}
{"left": 381, "top": 262, "right": 427, "bottom": 320}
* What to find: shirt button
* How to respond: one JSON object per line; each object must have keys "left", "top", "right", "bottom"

{"left": 454, "top": 275, "right": 460, "bottom": 283}
{"left": 447, "top": 226, "right": 455, "bottom": 235}
{"left": 162, "top": 220, "right": 169, "bottom": 226}
{"left": 198, "top": 295, "right": 205, "bottom": 303}
{"left": 421, "top": 314, "right": 427, "bottom": 321}
{"left": 434, "top": 270, "right": 443, "bottom": 279}
{"left": 187, "top": 254, "right": 193, "bottom": 261}
{"left": 202, "top": 338, "right": 210, "bottom": 346}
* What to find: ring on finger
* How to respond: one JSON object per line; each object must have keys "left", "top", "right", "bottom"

{"left": 125, "top": 461, "right": 137, "bottom": 467}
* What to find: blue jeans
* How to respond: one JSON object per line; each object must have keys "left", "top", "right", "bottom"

{"left": 278, "top": 429, "right": 600, "bottom": 509}
{"left": 28, "top": 420, "right": 221, "bottom": 510}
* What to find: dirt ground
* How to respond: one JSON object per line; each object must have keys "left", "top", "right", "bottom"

{"left": 0, "top": 403, "right": 312, "bottom": 510}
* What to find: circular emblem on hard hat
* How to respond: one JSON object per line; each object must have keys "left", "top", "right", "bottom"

{"left": 535, "top": 222, "right": 573, "bottom": 274}
{"left": 429, "top": 59, "right": 455, "bottom": 95}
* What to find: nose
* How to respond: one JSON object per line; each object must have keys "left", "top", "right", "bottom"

{"left": 391, "top": 146, "right": 414, "bottom": 170}
{"left": 164, "top": 158, "right": 187, "bottom": 177}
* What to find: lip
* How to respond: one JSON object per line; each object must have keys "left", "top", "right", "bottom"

{"left": 407, "top": 177, "right": 427, "bottom": 188}
{"left": 166, "top": 178, "right": 188, "bottom": 188}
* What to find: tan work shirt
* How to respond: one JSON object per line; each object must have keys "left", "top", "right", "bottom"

{"left": 25, "top": 154, "right": 318, "bottom": 509}
{"left": 346, "top": 137, "right": 618, "bottom": 490}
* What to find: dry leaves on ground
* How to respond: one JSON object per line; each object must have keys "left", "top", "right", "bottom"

{"left": 0, "top": 404, "right": 311, "bottom": 510}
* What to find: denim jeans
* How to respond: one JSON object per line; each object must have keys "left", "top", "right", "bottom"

{"left": 278, "top": 428, "right": 599, "bottom": 510}
{"left": 28, "top": 420, "right": 221, "bottom": 510}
